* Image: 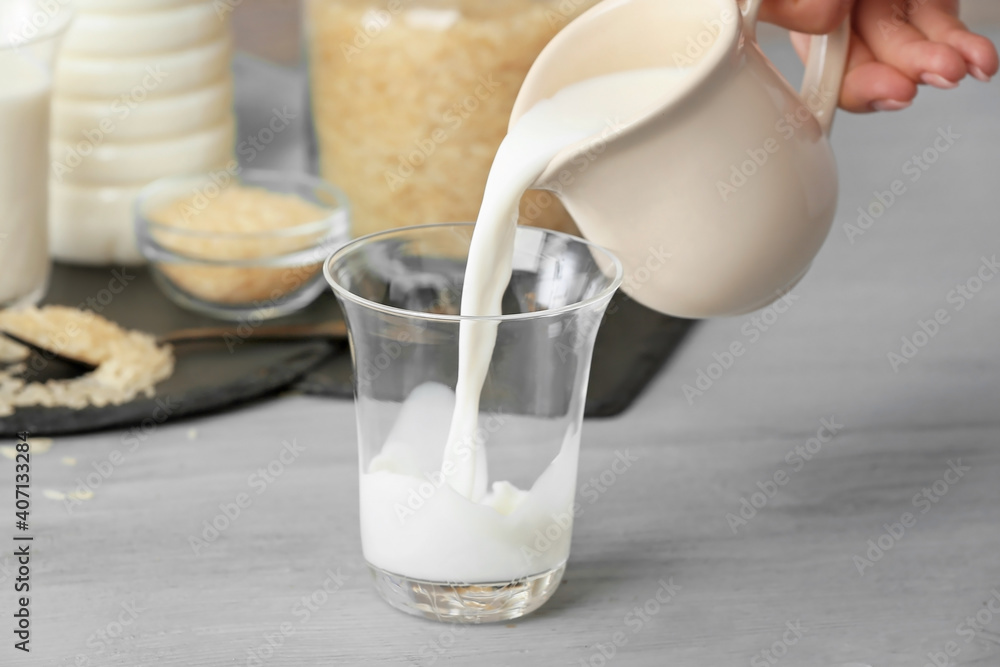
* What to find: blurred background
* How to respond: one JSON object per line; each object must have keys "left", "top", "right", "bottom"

{"left": 232, "top": 0, "right": 1000, "bottom": 65}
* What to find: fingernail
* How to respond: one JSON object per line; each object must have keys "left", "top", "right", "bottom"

{"left": 921, "top": 73, "right": 959, "bottom": 89}
{"left": 871, "top": 99, "right": 912, "bottom": 112}
{"left": 969, "top": 65, "right": 992, "bottom": 82}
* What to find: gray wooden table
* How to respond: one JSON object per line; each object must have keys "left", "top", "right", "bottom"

{"left": 5, "top": 36, "right": 1000, "bottom": 667}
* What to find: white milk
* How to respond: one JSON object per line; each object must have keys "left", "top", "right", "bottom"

{"left": 362, "top": 68, "right": 690, "bottom": 583}
{"left": 361, "top": 383, "right": 579, "bottom": 583}
{"left": 444, "top": 68, "right": 691, "bottom": 500}
{"left": 0, "top": 56, "right": 53, "bottom": 306}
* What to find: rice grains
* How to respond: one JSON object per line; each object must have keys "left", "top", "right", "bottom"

{"left": 0, "top": 306, "right": 174, "bottom": 416}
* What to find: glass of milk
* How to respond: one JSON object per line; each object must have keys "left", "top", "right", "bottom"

{"left": 0, "top": 0, "right": 73, "bottom": 307}
{"left": 325, "top": 222, "right": 622, "bottom": 622}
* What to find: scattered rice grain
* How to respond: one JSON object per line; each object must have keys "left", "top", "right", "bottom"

{"left": 0, "top": 306, "right": 174, "bottom": 416}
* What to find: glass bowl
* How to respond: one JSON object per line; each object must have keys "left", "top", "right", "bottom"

{"left": 135, "top": 168, "right": 350, "bottom": 321}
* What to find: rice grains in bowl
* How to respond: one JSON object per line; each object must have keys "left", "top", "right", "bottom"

{"left": 0, "top": 306, "right": 174, "bottom": 417}
{"left": 136, "top": 169, "right": 351, "bottom": 321}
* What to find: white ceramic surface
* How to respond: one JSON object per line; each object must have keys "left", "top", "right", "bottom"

{"left": 513, "top": 0, "right": 849, "bottom": 318}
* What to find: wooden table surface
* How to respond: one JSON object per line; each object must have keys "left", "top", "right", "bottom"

{"left": 5, "top": 33, "right": 1000, "bottom": 667}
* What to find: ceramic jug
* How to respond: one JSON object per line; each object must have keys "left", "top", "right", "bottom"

{"left": 510, "top": 0, "right": 849, "bottom": 318}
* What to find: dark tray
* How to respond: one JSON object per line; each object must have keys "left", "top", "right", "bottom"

{"left": 0, "top": 263, "right": 695, "bottom": 436}
{"left": 0, "top": 264, "right": 341, "bottom": 436}
{"left": 294, "top": 290, "right": 695, "bottom": 417}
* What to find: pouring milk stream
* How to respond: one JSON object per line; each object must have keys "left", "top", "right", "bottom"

{"left": 362, "top": 0, "right": 848, "bottom": 583}
{"left": 441, "top": 68, "right": 693, "bottom": 502}
{"left": 362, "top": 68, "right": 691, "bottom": 582}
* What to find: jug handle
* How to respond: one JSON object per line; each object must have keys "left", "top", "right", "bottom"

{"left": 740, "top": 0, "right": 851, "bottom": 136}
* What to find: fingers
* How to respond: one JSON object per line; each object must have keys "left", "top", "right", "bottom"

{"left": 759, "top": 0, "right": 854, "bottom": 34}
{"left": 907, "top": 0, "right": 999, "bottom": 82}
{"left": 776, "top": 0, "right": 997, "bottom": 114}
{"left": 853, "top": 0, "right": 967, "bottom": 87}
{"left": 792, "top": 30, "right": 918, "bottom": 112}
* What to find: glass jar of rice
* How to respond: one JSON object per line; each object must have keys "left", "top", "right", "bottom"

{"left": 304, "top": 0, "right": 598, "bottom": 238}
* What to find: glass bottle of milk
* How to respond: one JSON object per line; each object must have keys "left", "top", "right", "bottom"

{"left": 49, "top": 0, "right": 236, "bottom": 265}
{"left": 0, "top": 1, "right": 73, "bottom": 308}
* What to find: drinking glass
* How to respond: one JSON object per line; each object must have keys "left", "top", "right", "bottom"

{"left": 0, "top": 0, "right": 73, "bottom": 307}
{"left": 324, "top": 223, "right": 621, "bottom": 622}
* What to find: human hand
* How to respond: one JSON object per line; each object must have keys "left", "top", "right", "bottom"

{"left": 759, "top": 0, "right": 999, "bottom": 112}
